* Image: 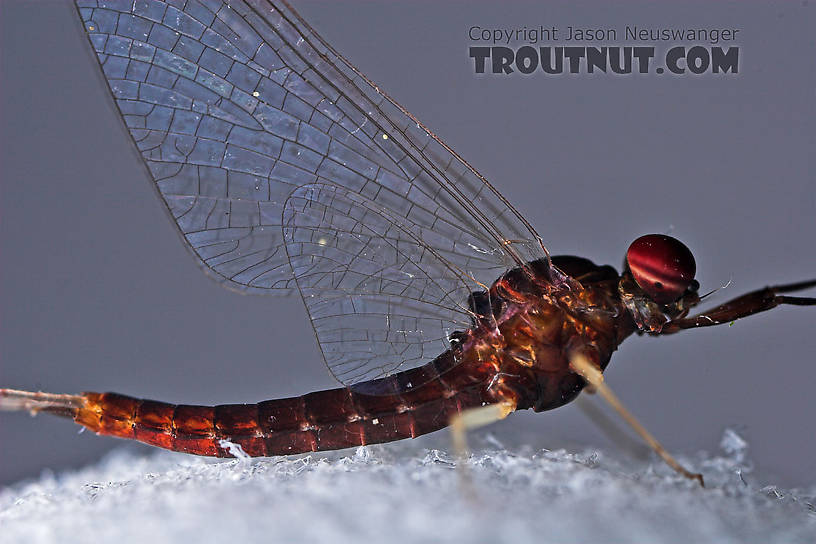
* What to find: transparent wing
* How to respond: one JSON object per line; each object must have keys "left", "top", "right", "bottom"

{"left": 75, "top": 0, "right": 547, "bottom": 294}
{"left": 75, "top": 0, "right": 552, "bottom": 385}
{"left": 283, "top": 183, "right": 479, "bottom": 386}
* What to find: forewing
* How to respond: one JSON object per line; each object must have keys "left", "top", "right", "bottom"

{"left": 75, "top": 0, "right": 546, "bottom": 294}
{"left": 272, "top": 0, "right": 548, "bottom": 269}
{"left": 75, "top": 0, "right": 551, "bottom": 386}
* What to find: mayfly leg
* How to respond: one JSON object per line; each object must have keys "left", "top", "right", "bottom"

{"left": 449, "top": 400, "right": 517, "bottom": 499}
{"left": 575, "top": 394, "right": 651, "bottom": 460}
{"left": 661, "top": 278, "right": 816, "bottom": 334}
{"left": 569, "top": 354, "right": 705, "bottom": 486}
{"left": 450, "top": 401, "right": 517, "bottom": 458}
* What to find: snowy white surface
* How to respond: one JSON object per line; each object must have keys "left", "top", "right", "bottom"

{"left": 1, "top": 430, "right": 814, "bottom": 544}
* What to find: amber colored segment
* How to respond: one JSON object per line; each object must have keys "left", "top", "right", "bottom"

{"left": 173, "top": 435, "right": 219, "bottom": 456}
{"left": 338, "top": 420, "right": 367, "bottom": 447}
{"left": 99, "top": 415, "right": 136, "bottom": 438}
{"left": 175, "top": 405, "right": 215, "bottom": 436}
{"left": 134, "top": 399, "right": 175, "bottom": 430}
{"left": 349, "top": 389, "right": 403, "bottom": 416}
{"left": 358, "top": 413, "right": 404, "bottom": 444}
{"left": 390, "top": 411, "right": 419, "bottom": 440}
{"left": 314, "top": 421, "right": 364, "bottom": 450}
{"left": 74, "top": 392, "right": 137, "bottom": 437}
{"left": 172, "top": 404, "right": 217, "bottom": 456}
{"left": 98, "top": 393, "right": 138, "bottom": 419}
{"left": 70, "top": 361, "right": 533, "bottom": 457}
{"left": 214, "top": 404, "right": 259, "bottom": 436}
{"left": 259, "top": 396, "right": 318, "bottom": 454}
{"left": 264, "top": 430, "right": 317, "bottom": 455}
{"left": 302, "top": 388, "right": 355, "bottom": 425}
{"left": 74, "top": 392, "right": 104, "bottom": 431}
{"left": 133, "top": 426, "right": 174, "bottom": 450}
{"left": 97, "top": 393, "right": 139, "bottom": 438}
{"left": 224, "top": 435, "right": 268, "bottom": 457}
{"left": 257, "top": 397, "right": 303, "bottom": 434}
{"left": 132, "top": 399, "right": 175, "bottom": 449}
{"left": 213, "top": 404, "right": 266, "bottom": 457}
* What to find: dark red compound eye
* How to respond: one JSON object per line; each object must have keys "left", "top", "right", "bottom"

{"left": 626, "top": 234, "right": 696, "bottom": 304}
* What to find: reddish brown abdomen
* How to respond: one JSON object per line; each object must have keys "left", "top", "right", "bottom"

{"left": 74, "top": 353, "right": 495, "bottom": 457}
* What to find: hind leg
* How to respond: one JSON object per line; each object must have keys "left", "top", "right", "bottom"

{"left": 449, "top": 401, "right": 516, "bottom": 460}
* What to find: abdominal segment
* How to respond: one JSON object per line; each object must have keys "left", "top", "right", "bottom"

{"left": 75, "top": 371, "right": 495, "bottom": 457}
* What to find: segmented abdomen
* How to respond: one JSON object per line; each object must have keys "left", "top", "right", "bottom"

{"left": 75, "top": 353, "right": 496, "bottom": 457}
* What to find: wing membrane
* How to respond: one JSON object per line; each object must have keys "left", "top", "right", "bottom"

{"left": 283, "top": 183, "right": 476, "bottom": 385}
{"left": 75, "top": 0, "right": 550, "bottom": 385}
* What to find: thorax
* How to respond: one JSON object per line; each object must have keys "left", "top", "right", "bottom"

{"left": 458, "top": 261, "right": 637, "bottom": 411}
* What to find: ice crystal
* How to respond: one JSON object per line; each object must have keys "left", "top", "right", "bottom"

{"left": 1, "top": 430, "right": 813, "bottom": 544}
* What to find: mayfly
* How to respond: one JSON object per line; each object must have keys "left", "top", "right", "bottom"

{"left": 2, "top": 0, "right": 814, "bottom": 486}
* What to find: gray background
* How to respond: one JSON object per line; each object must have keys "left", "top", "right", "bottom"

{"left": 1, "top": 1, "right": 813, "bottom": 487}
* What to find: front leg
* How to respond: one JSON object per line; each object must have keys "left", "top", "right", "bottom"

{"left": 662, "top": 279, "right": 816, "bottom": 334}
{"left": 570, "top": 354, "right": 704, "bottom": 486}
